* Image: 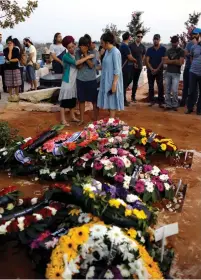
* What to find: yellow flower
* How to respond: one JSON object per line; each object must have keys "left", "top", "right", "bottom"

{"left": 141, "top": 137, "right": 147, "bottom": 145}
{"left": 51, "top": 246, "right": 64, "bottom": 265}
{"left": 140, "top": 129, "right": 146, "bottom": 137}
{"left": 133, "top": 126, "right": 139, "bottom": 131}
{"left": 127, "top": 228, "right": 137, "bottom": 239}
{"left": 46, "top": 263, "right": 64, "bottom": 279}
{"left": 129, "top": 129, "right": 136, "bottom": 135}
{"left": 109, "top": 199, "right": 121, "bottom": 209}
{"left": 160, "top": 138, "right": 173, "bottom": 143}
{"left": 73, "top": 225, "right": 90, "bottom": 245}
{"left": 125, "top": 209, "right": 132, "bottom": 216}
{"left": 89, "top": 192, "right": 95, "bottom": 199}
{"left": 59, "top": 236, "right": 78, "bottom": 261}
{"left": 69, "top": 209, "right": 81, "bottom": 216}
{"left": 133, "top": 209, "right": 147, "bottom": 220}
{"left": 93, "top": 216, "right": 101, "bottom": 222}
{"left": 154, "top": 138, "right": 160, "bottom": 143}
{"left": 160, "top": 143, "right": 167, "bottom": 151}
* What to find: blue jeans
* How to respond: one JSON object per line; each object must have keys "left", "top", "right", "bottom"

{"left": 187, "top": 72, "right": 201, "bottom": 113}
{"left": 165, "top": 72, "right": 180, "bottom": 108}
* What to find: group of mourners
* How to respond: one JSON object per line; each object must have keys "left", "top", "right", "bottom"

{"left": 0, "top": 28, "right": 201, "bottom": 125}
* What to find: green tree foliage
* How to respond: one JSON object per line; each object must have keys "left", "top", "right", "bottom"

{"left": 102, "top": 23, "right": 123, "bottom": 43}
{"left": 127, "top": 11, "right": 150, "bottom": 39}
{"left": 0, "top": 0, "right": 38, "bottom": 28}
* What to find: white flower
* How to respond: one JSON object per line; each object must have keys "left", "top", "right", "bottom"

{"left": 17, "top": 217, "right": 25, "bottom": 231}
{"left": 0, "top": 221, "right": 11, "bottom": 234}
{"left": 33, "top": 213, "right": 43, "bottom": 221}
{"left": 35, "top": 177, "right": 39, "bottom": 181}
{"left": 31, "top": 198, "right": 38, "bottom": 205}
{"left": 146, "top": 182, "right": 154, "bottom": 193}
{"left": 124, "top": 175, "right": 131, "bottom": 183}
{"left": 49, "top": 172, "right": 56, "bottom": 180}
{"left": 110, "top": 148, "right": 118, "bottom": 155}
{"left": 104, "top": 161, "right": 114, "bottom": 171}
{"left": 24, "top": 137, "right": 32, "bottom": 143}
{"left": 91, "top": 179, "right": 102, "bottom": 191}
{"left": 108, "top": 137, "right": 114, "bottom": 143}
{"left": 0, "top": 147, "right": 6, "bottom": 152}
{"left": 123, "top": 143, "right": 130, "bottom": 149}
{"left": 18, "top": 199, "right": 24, "bottom": 206}
{"left": 86, "top": 266, "right": 95, "bottom": 279}
{"left": 62, "top": 254, "right": 80, "bottom": 279}
{"left": 39, "top": 168, "right": 50, "bottom": 175}
{"left": 117, "top": 264, "right": 130, "bottom": 278}
{"left": 107, "top": 226, "right": 123, "bottom": 245}
{"left": 108, "top": 118, "right": 115, "bottom": 124}
{"left": 140, "top": 236, "right": 145, "bottom": 243}
{"left": 78, "top": 213, "right": 91, "bottom": 224}
{"left": 159, "top": 174, "right": 169, "bottom": 181}
{"left": 2, "top": 151, "right": 8, "bottom": 156}
{"left": 164, "top": 183, "right": 171, "bottom": 190}
{"left": 61, "top": 166, "right": 73, "bottom": 174}
{"left": 6, "top": 203, "right": 14, "bottom": 210}
{"left": 122, "top": 156, "right": 131, "bottom": 168}
{"left": 151, "top": 166, "right": 161, "bottom": 176}
{"left": 104, "top": 270, "right": 114, "bottom": 279}
{"left": 0, "top": 214, "right": 2, "bottom": 219}
{"left": 41, "top": 156, "right": 46, "bottom": 160}
{"left": 126, "top": 194, "right": 139, "bottom": 203}
{"left": 0, "top": 207, "right": 4, "bottom": 214}
{"left": 90, "top": 224, "right": 107, "bottom": 239}
{"left": 123, "top": 181, "right": 130, "bottom": 189}
{"left": 45, "top": 206, "right": 57, "bottom": 215}
{"left": 83, "top": 162, "right": 86, "bottom": 168}
{"left": 88, "top": 124, "right": 95, "bottom": 129}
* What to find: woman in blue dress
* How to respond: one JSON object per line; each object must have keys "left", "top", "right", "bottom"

{"left": 97, "top": 31, "right": 124, "bottom": 118}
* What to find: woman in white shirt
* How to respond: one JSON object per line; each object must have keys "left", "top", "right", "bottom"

{"left": 50, "top": 33, "right": 66, "bottom": 74}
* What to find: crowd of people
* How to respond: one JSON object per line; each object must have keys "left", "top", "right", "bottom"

{"left": 0, "top": 28, "right": 201, "bottom": 125}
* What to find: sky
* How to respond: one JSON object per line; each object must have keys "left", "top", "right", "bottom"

{"left": 1, "top": 0, "right": 201, "bottom": 44}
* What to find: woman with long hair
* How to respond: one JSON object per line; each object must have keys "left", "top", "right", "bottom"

{"left": 97, "top": 31, "right": 124, "bottom": 118}
{"left": 3, "top": 36, "right": 22, "bottom": 101}
{"left": 59, "top": 36, "right": 95, "bottom": 126}
{"left": 13, "top": 38, "right": 26, "bottom": 93}
{"left": 50, "top": 32, "right": 66, "bottom": 74}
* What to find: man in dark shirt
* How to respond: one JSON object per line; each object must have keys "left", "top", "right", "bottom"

{"left": 146, "top": 34, "right": 166, "bottom": 107}
{"left": 129, "top": 30, "right": 146, "bottom": 102}
{"left": 119, "top": 32, "right": 137, "bottom": 106}
{"left": 163, "top": 36, "right": 184, "bottom": 110}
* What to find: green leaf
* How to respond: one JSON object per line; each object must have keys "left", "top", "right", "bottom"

{"left": 143, "top": 192, "right": 152, "bottom": 202}
{"left": 51, "top": 124, "right": 65, "bottom": 131}
{"left": 165, "top": 151, "right": 171, "bottom": 158}
{"left": 152, "top": 190, "right": 157, "bottom": 202}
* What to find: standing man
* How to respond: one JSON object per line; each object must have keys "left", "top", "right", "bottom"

{"left": 129, "top": 30, "right": 146, "bottom": 102}
{"left": 0, "top": 32, "right": 6, "bottom": 92}
{"left": 163, "top": 36, "right": 184, "bottom": 111}
{"left": 146, "top": 34, "right": 166, "bottom": 107}
{"left": 50, "top": 33, "right": 66, "bottom": 74}
{"left": 120, "top": 32, "right": 137, "bottom": 106}
{"left": 23, "top": 38, "right": 37, "bottom": 91}
{"left": 180, "top": 34, "right": 194, "bottom": 106}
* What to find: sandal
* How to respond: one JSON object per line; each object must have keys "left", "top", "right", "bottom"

{"left": 61, "top": 121, "right": 70, "bottom": 127}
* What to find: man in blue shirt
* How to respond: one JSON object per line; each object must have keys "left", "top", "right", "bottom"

{"left": 0, "top": 32, "right": 6, "bottom": 93}
{"left": 119, "top": 32, "right": 137, "bottom": 106}
{"left": 146, "top": 34, "right": 166, "bottom": 107}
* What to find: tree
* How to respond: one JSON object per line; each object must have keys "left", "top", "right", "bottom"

{"left": 127, "top": 11, "right": 150, "bottom": 39}
{"left": 102, "top": 23, "right": 123, "bottom": 43}
{"left": 0, "top": 0, "right": 38, "bottom": 29}
{"left": 178, "top": 11, "right": 201, "bottom": 48}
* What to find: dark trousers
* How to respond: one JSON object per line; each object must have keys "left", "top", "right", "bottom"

{"left": 0, "top": 64, "right": 6, "bottom": 92}
{"left": 147, "top": 70, "right": 164, "bottom": 104}
{"left": 123, "top": 69, "right": 133, "bottom": 102}
{"left": 187, "top": 72, "right": 201, "bottom": 113}
{"left": 181, "top": 67, "right": 190, "bottom": 105}
{"left": 19, "top": 67, "right": 24, "bottom": 93}
{"left": 132, "top": 68, "right": 142, "bottom": 100}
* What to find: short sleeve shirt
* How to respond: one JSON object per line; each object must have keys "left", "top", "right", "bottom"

{"left": 75, "top": 49, "right": 97, "bottom": 81}
{"left": 27, "top": 45, "right": 37, "bottom": 65}
{"left": 190, "top": 43, "right": 201, "bottom": 76}
{"left": 129, "top": 42, "right": 146, "bottom": 69}
{"left": 185, "top": 41, "right": 194, "bottom": 69}
{"left": 49, "top": 44, "right": 66, "bottom": 57}
{"left": 165, "top": 47, "right": 184, "bottom": 74}
{"left": 3, "top": 47, "right": 20, "bottom": 70}
{"left": 0, "top": 43, "right": 5, "bottom": 65}
{"left": 119, "top": 42, "right": 131, "bottom": 71}
{"left": 146, "top": 45, "right": 166, "bottom": 71}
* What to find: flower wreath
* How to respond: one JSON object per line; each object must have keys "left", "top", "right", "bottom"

{"left": 46, "top": 222, "right": 163, "bottom": 279}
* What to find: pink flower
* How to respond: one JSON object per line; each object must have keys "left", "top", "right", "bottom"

{"left": 143, "top": 165, "right": 153, "bottom": 172}
{"left": 43, "top": 141, "right": 55, "bottom": 152}
{"left": 117, "top": 148, "right": 127, "bottom": 156}
{"left": 94, "top": 161, "right": 103, "bottom": 170}
{"left": 156, "top": 181, "right": 164, "bottom": 192}
{"left": 160, "top": 169, "right": 168, "bottom": 175}
{"left": 114, "top": 173, "right": 124, "bottom": 183}
{"left": 116, "top": 158, "right": 125, "bottom": 169}
{"left": 135, "top": 181, "right": 145, "bottom": 193}
{"left": 30, "top": 240, "right": 38, "bottom": 249}
{"left": 130, "top": 156, "right": 137, "bottom": 163}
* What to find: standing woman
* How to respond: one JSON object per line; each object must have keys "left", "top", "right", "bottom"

{"left": 50, "top": 33, "right": 66, "bottom": 74}
{"left": 59, "top": 36, "right": 95, "bottom": 126}
{"left": 98, "top": 32, "right": 124, "bottom": 118}
{"left": 3, "top": 36, "right": 21, "bottom": 102}
{"left": 13, "top": 38, "right": 26, "bottom": 93}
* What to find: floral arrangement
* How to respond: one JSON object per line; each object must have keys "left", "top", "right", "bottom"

{"left": 0, "top": 186, "right": 21, "bottom": 215}
{"left": 132, "top": 165, "right": 175, "bottom": 203}
{"left": 129, "top": 126, "right": 177, "bottom": 156}
{"left": 46, "top": 222, "right": 163, "bottom": 279}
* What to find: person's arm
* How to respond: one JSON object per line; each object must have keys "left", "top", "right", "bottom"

{"left": 163, "top": 55, "right": 184, "bottom": 66}
{"left": 51, "top": 53, "right": 63, "bottom": 64}
{"left": 83, "top": 52, "right": 95, "bottom": 68}
{"left": 146, "top": 56, "right": 154, "bottom": 71}
{"left": 142, "top": 45, "right": 146, "bottom": 65}
{"left": 63, "top": 53, "right": 94, "bottom": 66}
{"left": 8, "top": 48, "right": 19, "bottom": 63}
{"left": 127, "top": 54, "right": 137, "bottom": 63}
{"left": 111, "top": 50, "right": 121, "bottom": 93}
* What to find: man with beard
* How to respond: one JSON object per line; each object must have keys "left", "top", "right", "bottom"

{"left": 50, "top": 33, "right": 66, "bottom": 74}
{"left": 129, "top": 30, "right": 146, "bottom": 102}
{"left": 146, "top": 34, "right": 166, "bottom": 107}
{"left": 163, "top": 36, "right": 184, "bottom": 111}
{"left": 23, "top": 38, "right": 37, "bottom": 91}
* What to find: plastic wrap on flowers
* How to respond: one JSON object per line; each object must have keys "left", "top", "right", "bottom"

{"left": 0, "top": 186, "right": 20, "bottom": 207}
{"left": 46, "top": 222, "right": 164, "bottom": 279}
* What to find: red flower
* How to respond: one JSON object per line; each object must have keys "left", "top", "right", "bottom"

{"left": 21, "top": 139, "right": 34, "bottom": 150}
{"left": 6, "top": 220, "right": 19, "bottom": 233}
{"left": 38, "top": 208, "right": 53, "bottom": 218}
{"left": 53, "top": 184, "right": 71, "bottom": 193}
{"left": 99, "top": 138, "right": 108, "bottom": 145}
{"left": 151, "top": 141, "right": 158, "bottom": 149}
{"left": 135, "top": 131, "right": 141, "bottom": 138}
{"left": 0, "top": 186, "right": 18, "bottom": 197}
{"left": 167, "top": 145, "right": 174, "bottom": 152}
{"left": 24, "top": 215, "right": 37, "bottom": 227}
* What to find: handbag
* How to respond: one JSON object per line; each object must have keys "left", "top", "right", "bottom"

{"left": 33, "top": 62, "right": 40, "bottom": 70}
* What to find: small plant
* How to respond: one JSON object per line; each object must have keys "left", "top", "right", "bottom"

{"left": 0, "top": 121, "right": 20, "bottom": 148}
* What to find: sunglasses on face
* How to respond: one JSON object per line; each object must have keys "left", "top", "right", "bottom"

{"left": 137, "top": 36, "right": 143, "bottom": 38}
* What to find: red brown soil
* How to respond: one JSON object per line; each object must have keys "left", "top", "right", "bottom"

{"left": 0, "top": 86, "right": 201, "bottom": 279}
